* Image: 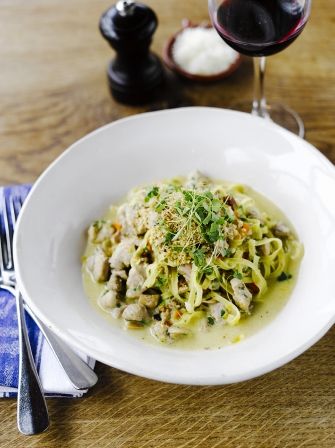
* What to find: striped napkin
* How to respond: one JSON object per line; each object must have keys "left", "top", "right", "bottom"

{"left": 0, "top": 185, "right": 95, "bottom": 398}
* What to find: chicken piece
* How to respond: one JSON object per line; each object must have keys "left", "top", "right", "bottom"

{"left": 122, "top": 303, "right": 147, "bottom": 322}
{"left": 88, "top": 221, "right": 115, "bottom": 244}
{"left": 185, "top": 171, "right": 209, "bottom": 189}
{"left": 138, "top": 293, "right": 160, "bottom": 309}
{"left": 116, "top": 203, "right": 136, "bottom": 236}
{"left": 261, "top": 242, "right": 271, "bottom": 256}
{"left": 111, "top": 306, "right": 125, "bottom": 320}
{"left": 98, "top": 290, "right": 117, "bottom": 310}
{"left": 160, "top": 308, "right": 171, "bottom": 325}
{"left": 225, "top": 223, "right": 238, "bottom": 240}
{"left": 272, "top": 222, "right": 291, "bottom": 238}
{"left": 209, "top": 302, "right": 225, "bottom": 321}
{"left": 109, "top": 240, "right": 134, "bottom": 270}
{"left": 178, "top": 278, "right": 189, "bottom": 294}
{"left": 168, "top": 326, "right": 190, "bottom": 339}
{"left": 87, "top": 248, "right": 110, "bottom": 282}
{"left": 117, "top": 199, "right": 147, "bottom": 236}
{"left": 107, "top": 270, "right": 127, "bottom": 292}
{"left": 146, "top": 210, "right": 158, "bottom": 228}
{"left": 230, "top": 278, "right": 252, "bottom": 312}
{"left": 215, "top": 239, "right": 229, "bottom": 257}
{"left": 126, "top": 265, "right": 147, "bottom": 299}
{"left": 150, "top": 322, "right": 170, "bottom": 343}
{"left": 178, "top": 264, "right": 192, "bottom": 283}
{"left": 247, "top": 207, "right": 262, "bottom": 220}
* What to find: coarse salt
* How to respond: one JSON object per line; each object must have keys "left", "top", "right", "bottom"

{"left": 172, "top": 27, "right": 239, "bottom": 76}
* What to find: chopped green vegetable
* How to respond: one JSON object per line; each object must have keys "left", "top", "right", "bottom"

{"left": 202, "top": 266, "right": 213, "bottom": 276}
{"left": 155, "top": 200, "right": 166, "bottom": 212}
{"left": 145, "top": 186, "right": 159, "bottom": 202}
{"left": 277, "top": 272, "right": 292, "bottom": 281}
{"left": 207, "top": 316, "right": 215, "bottom": 326}
{"left": 165, "top": 231, "right": 176, "bottom": 243}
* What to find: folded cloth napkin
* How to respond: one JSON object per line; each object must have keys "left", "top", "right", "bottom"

{"left": 0, "top": 185, "right": 95, "bottom": 398}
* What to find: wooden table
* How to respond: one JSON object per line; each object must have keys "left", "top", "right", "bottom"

{"left": 0, "top": 1, "right": 334, "bottom": 446}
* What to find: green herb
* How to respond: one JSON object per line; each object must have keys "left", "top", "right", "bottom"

{"left": 193, "top": 248, "right": 206, "bottom": 267}
{"left": 206, "top": 222, "right": 220, "bottom": 242}
{"left": 172, "top": 246, "right": 183, "bottom": 253}
{"left": 155, "top": 200, "right": 166, "bottom": 212}
{"left": 220, "top": 309, "right": 226, "bottom": 317}
{"left": 202, "top": 266, "right": 213, "bottom": 276}
{"left": 223, "top": 248, "right": 232, "bottom": 258}
{"left": 145, "top": 186, "right": 159, "bottom": 202}
{"left": 277, "top": 272, "right": 292, "bottom": 282}
{"left": 156, "top": 275, "right": 167, "bottom": 288}
{"left": 183, "top": 191, "right": 194, "bottom": 202}
{"left": 207, "top": 316, "right": 215, "bottom": 326}
{"left": 204, "top": 191, "right": 213, "bottom": 200}
{"left": 165, "top": 231, "right": 176, "bottom": 243}
{"left": 233, "top": 271, "right": 243, "bottom": 280}
{"left": 225, "top": 213, "right": 235, "bottom": 223}
{"left": 211, "top": 198, "right": 221, "bottom": 213}
{"left": 93, "top": 220, "right": 105, "bottom": 229}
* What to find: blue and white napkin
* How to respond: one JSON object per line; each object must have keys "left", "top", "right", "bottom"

{"left": 0, "top": 185, "right": 95, "bottom": 398}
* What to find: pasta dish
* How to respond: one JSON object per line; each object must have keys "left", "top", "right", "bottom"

{"left": 83, "top": 172, "right": 302, "bottom": 344}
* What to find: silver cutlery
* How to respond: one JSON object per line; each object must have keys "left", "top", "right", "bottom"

{"left": 4, "top": 193, "right": 98, "bottom": 390}
{"left": 0, "top": 190, "right": 98, "bottom": 434}
{"left": 0, "top": 192, "right": 49, "bottom": 435}
{"left": 1, "top": 282, "right": 98, "bottom": 392}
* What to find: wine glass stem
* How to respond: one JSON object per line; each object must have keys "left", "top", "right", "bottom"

{"left": 252, "top": 56, "right": 269, "bottom": 119}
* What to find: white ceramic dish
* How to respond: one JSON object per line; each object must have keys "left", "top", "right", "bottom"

{"left": 14, "top": 107, "right": 335, "bottom": 385}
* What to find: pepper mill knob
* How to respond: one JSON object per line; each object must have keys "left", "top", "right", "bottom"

{"left": 99, "top": 0, "right": 164, "bottom": 104}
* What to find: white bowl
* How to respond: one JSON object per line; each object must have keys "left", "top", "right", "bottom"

{"left": 14, "top": 107, "right": 335, "bottom": 385}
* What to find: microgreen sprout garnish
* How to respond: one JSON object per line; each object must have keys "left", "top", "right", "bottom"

{"left": 145, "top": 186, "right": 159, "bottom": 202}
{"left": 164, "top": 231, "right": 176, "bottom": 243}
{"left": 193, "top": 248, "right": 206, "bottom": 268}
{"left": 152, "top": 185, "right": 241, "bottom": 265}
{"left": 155, "top": 200, "right": 167, "bottom": 212}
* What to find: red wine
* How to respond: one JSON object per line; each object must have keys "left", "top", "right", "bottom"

{"left": 213, "top": 0, "right": 307, "bottom": 56}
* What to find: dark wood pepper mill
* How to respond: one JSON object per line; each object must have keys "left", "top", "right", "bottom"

{"left": 99, "top": 0, "right": 164, "bottom": 105}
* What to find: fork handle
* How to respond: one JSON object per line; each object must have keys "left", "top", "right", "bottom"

{"left": 16, "top": 291, "right": 49, "bottom": 435}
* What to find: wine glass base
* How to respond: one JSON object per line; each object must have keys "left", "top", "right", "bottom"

{"left": 230, "top": 101, "right": 305, "bottom": 139}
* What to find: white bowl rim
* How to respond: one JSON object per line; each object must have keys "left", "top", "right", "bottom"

{"left": 14, "top": 107, "right": 335, "bottom": 385}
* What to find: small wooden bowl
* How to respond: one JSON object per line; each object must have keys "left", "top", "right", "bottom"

{"left": 162, "top": 20, "right": 242, "bottom": 82}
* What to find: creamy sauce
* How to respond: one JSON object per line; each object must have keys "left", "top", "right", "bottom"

{"left": 82, "top": 184, "right": 302, "bottom": 350}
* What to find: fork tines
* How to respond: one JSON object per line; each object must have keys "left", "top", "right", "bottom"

{"left": 0, "top": 189, "right": 23, "bottom": 271}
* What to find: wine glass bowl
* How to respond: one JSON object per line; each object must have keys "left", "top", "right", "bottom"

{"left": 208, "top": 0, "right": 312, "bottom": 137}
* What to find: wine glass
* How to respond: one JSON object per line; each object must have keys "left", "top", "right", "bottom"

{"left": 208, "top": 0, "right": 312, "bottom": 137}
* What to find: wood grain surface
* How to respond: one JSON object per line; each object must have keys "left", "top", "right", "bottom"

{"left": 0, "top": 1, "right": 334, "bottom": 446}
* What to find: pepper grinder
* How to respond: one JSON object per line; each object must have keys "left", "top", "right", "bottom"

{"left": 99, "top": 0, "right": 163, "bottom": 104}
